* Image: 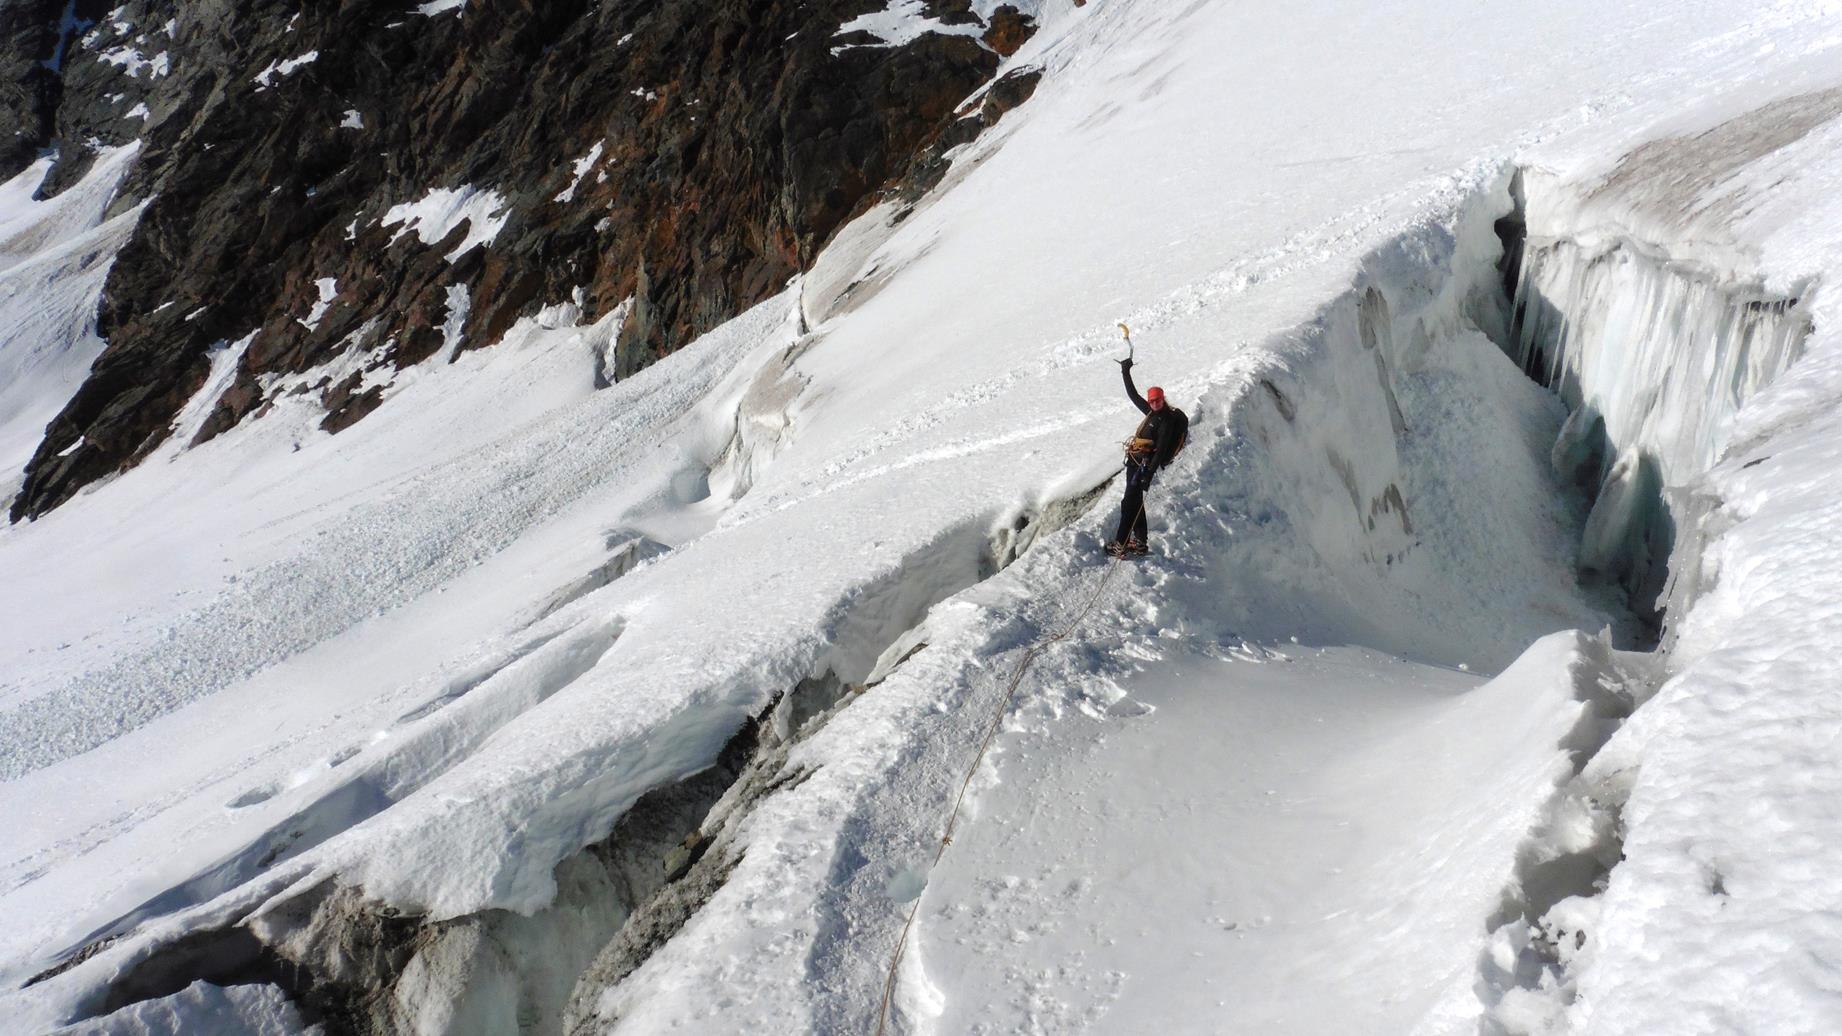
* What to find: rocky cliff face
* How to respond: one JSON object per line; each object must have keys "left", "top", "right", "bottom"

{"left": 5, "top": 0, "right": 1039, "bottom": 521}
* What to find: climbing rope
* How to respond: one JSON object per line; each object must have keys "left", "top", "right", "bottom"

{"left": 875, "top": 325, "right": 1151, "bottom": 1033}
{"left": 873, "top": 496, "right": 1146, "bottom": 1036}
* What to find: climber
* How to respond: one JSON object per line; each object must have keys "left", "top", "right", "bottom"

{"left": 1108, "top": 358, "right": 1187, "bottom": 558}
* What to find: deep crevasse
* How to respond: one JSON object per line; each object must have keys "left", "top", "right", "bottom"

{"left": 1480, "top": 77, "right": 1842, "bottom": 1032}
{"left": 1507, "top": 233, "right": 1810, "bottom": 616}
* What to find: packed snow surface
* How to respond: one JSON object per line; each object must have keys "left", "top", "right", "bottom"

{"left": 6, "top": 0, "right": 1842, "bottom": 1034}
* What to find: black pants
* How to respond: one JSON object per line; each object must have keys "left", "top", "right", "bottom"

{"left": 1115, "top": 459, "right": 1155, "bottom": 544}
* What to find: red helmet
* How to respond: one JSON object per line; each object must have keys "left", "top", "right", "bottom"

{"left": 1146, "top": 386, "right": 1165, "bottom": 403}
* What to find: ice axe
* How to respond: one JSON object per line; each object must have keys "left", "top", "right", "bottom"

{"left": 1118, "top": 322, "right": 1133, "bottom": 364}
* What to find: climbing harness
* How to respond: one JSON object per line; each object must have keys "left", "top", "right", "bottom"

{"left": 873, "top": 492, "right": 1148, "bottom": 1035}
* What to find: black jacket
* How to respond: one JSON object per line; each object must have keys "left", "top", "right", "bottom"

{"left": 1123, "top": 366, "right": 1186, "bottom": 469}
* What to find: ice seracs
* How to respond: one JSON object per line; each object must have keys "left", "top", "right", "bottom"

{"left": 1505, "top": 230, "right": 1810, "bottom": 613}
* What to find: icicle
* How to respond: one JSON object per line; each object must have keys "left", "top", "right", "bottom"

{"left": 1502, "top": 237, "right": 1810, "bottom": 618}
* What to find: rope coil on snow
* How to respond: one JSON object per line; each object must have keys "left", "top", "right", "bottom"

{"left": 874, "top": 495, "right": 1145, "bottom": 1035}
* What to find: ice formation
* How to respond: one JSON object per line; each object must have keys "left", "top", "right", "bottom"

{"left": 1506, "top": 233, "right": 1810, "bottom": 614}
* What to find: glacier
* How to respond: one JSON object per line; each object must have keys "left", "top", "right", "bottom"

{"left": 4, "top": 1, "right": 1842, "bottom": 1035}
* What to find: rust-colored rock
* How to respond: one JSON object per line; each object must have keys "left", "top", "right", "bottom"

{"left": 983, "top": 5, "right": 1038, "bottom": 57}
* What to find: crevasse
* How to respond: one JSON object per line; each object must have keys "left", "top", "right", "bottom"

{"left": 1505, "top": 235, "right": 1810, "bottom": 618}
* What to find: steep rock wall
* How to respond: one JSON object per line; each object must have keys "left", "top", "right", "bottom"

{"left": 6, "top": 0, "right": 1039, "bottom": 520}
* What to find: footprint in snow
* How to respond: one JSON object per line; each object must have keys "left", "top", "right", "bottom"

{"left": 225, "top": 742, "right": 363, "bottom": 809}
{"left": 1105, "top": 697, "right": 1154, "bottom": 718}
{"left": 226, "top": 783, "right": 279, "bottom": 809}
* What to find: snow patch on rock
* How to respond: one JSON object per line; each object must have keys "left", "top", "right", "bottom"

{"left": 554, "top": 143, "right": 605, "bottom": 204}
{"left": 252, "top": 51, "right": 318, "bottom": 90}
{"left": 382, "top": 186, "right": 512, "bottom": 263}
{"left": 170, "top": 333, "right": 256, "bottom": 447}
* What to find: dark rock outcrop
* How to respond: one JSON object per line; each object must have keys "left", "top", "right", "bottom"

{"left": 0, "top": 0, "right": 78, "bottom": 179}
{"left": 983, "top": 4, "right": 1035, "bottom": 57}
{"left": 888, "top": 63, "right": 1043, "bottom": 215}
{"left": 8, "top": 0, "right": 1040, "bottom": 521}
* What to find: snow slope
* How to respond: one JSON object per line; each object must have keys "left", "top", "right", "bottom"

{"left": 921, "top": 640, "right": 1611, "bottom": 1035}
{"left": 5, "top": 0, "right": 1842, "bottom": 1033}
{"left": 0, "top": 146, "right": 142, "bottom": 514}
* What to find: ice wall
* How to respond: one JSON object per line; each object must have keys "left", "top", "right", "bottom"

{"left": 1504, "top": 234, "right": 1810, "bottom": 617}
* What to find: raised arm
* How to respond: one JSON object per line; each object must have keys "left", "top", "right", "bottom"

{"left": 1120, "top": 360, "right": 1150, "bottom": 414}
